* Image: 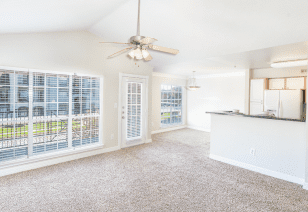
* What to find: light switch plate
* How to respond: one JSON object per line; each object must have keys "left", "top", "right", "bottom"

{"left": 114, "top": 103, "right": 117, "bottom": 108}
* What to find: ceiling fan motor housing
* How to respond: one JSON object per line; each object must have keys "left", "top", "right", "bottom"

{"left": 130, "top": 36, "right": 146, "bottom": 44}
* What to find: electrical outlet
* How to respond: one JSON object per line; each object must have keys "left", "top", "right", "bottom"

{"left": 250, "top": 148, "right": 255, "bottom": 156}
{"left": 111, "top": 134, "right": 114, "bottom": 140}
{"left": 152, "top": 122, "right": 154, "bottom": 127}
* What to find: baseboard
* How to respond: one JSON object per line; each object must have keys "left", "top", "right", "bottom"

{"left": 146, "top": 139, "right": 152, "bottom": 143}
{"left": 0, "top": 145, "right": 121, "bottom": 178}
{"left": 187, "top": 125, "right": 211, "bottom": 132}
{"left": 151, "top": 125, "right": 187, "bottom": 134}
{"left": 209, "top": 154, "right": 305, "bottom": 186}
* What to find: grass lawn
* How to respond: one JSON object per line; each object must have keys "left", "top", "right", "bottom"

{"left": 0, "top": 119, "right": 97, "bottom": 139}
{"left": 161, "top": 112, "right": 170, "bottom": 120}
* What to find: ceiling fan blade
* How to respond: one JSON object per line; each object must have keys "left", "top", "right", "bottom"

{"left": 100, "top": 42, "right": 130, "bottom": 44}
{"left": 140, "top": 37, "right": 157, "bottom": 45}
{"left": 108, "top": 47, "right": 134, "bottom": 58}
{"left": 148, "top": 44, "right": 179, "bottom": 54}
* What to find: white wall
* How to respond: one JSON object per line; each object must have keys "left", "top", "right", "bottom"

{"left": 210, "top": 114, "right": 306, "bottom": 184}
{"left": 0, "top": 31, "right": 153, "bottom": 149}
{"left": 187, "top": 72, "right": 246, "bottom": 132}
{"left": 151, "top": 73, "right": 187, "bottom": 132}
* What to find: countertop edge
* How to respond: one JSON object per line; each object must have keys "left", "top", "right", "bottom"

{"left": 206, "top": 111, "right": 305, "bottom": 122}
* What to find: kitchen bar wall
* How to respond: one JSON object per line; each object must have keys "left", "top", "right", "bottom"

{"left": 210, "top": 114, "right": 306, "bottom": 184}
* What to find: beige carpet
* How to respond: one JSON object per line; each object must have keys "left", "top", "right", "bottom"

{"left": 0, "top": 128, "right": 308, "bottom": 211}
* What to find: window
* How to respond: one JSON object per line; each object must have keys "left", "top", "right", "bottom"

{"left": 71, "top": 76, "right": 100, "bottom": 147}
{"left": 0, "top": 69, "right": 102, "bottom": 163}
{"left": 161, "top": 85, "right": 182, "bottom": 127}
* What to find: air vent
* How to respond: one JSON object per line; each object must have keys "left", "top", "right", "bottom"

{"left": 301, "top": 69, "right": 307, "bottom": 73}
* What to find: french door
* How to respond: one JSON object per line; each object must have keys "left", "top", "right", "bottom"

{"left": 120, "top": 75, "right": 147, "bottom": 148}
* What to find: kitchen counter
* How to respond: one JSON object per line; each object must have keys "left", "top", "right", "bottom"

{"left": 206, "top": 111, "right": 305, "bottom": 122}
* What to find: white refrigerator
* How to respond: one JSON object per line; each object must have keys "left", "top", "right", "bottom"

{"left": 264, "top": 90, "right": 304, "bottom": 119}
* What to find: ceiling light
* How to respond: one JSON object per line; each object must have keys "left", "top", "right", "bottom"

{"left": 271, "top": 59, "right": 308, "bottom": 68}
{"left": 142, "top": 49, "right": 150, "bottom": 58}
{"left": 186, "top": 71, "right": 201, "bottom": 91}
{"left": 134, "top": 48, "right": 143, "bottom": 60}
{"left": 128, "top": 49, "right": 135, "bottom": 58}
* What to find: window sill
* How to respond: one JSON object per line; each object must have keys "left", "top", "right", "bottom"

{"left": 0, "top": 143, "right": 104, "bottom": 170}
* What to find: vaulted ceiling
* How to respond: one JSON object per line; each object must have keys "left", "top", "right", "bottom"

{"left": 1, "top": 0, "right": 308, "bottom": 75}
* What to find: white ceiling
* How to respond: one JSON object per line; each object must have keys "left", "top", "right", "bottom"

{"left": 1, "top": 0, "right": 308, "bottom": 76}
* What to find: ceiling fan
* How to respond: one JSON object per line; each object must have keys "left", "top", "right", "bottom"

{"left": 100, "top": 0, "right": 179, "bottom": 61}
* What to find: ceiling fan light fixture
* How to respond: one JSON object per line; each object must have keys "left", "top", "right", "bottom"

{"left": 134, "top": 48, "right": 143, "bottom": 60}
{"left": 142, "top": 49, "right": 150, "bottom": 58}
{"left": 270, "top": 59, "right": 308, "bottom": 68}
{"left": 128, "top": 49, "right": 135, "bottom": 58}
{"left": 101, "top": 0, "right": 179, "bottom": 60}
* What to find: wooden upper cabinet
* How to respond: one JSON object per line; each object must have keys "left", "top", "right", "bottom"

{"left": 285, "top": 77, "right": 306, "bottom": 90}
{"left": 268, "top": 78, "right": 285, "bottom": 90}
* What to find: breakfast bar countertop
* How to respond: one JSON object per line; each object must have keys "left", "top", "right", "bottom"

{"left": 206, "top": 111, "right": 305, "bottom": 122}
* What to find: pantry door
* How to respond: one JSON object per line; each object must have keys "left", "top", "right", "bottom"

{"left": 120, "top": 75, "right": 148, "bottom": 148}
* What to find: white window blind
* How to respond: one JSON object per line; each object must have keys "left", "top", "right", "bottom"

{"left": 161, "top": 85, "right": 182, "bottom": 127}
{"left": 0, "top": 69, "right": 101, "bottom": 163}
{"left": 0, "top": 70, "right": 29, "bottom": 162}
{"left": 127, "top": 82, "right": 142, "bottom": 139}
{"left": 72, "top": 76, "right": 100, "bottom": 147}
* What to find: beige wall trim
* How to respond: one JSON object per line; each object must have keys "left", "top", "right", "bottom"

{"left": 305, "top": 64, "right": 308, "bottom": 186}
{"left": 0, "top": 145, "right": 121, "bottom": 177}
{"left": 244, "top": 69, "right": 251, "bottom": 114}
{"left": 151, "top": 125, "right": 187, "bottom": 134}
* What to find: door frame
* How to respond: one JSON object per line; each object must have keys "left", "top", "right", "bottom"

{"left": 118, "top": 73, "right": 149, "bottom": 148}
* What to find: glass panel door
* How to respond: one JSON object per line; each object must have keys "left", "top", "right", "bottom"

{"left": 121, "top": 76, "right": 147, "bottom": 148}
{"left": 126, "top": 82, "right": 142, "bottom": 139}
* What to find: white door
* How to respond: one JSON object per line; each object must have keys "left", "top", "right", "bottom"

{"left": 250, "top": 79, "right": 265, "bottom": 115}
{"left": 250, "top": 102, "right": 263, "bottom": 115}
{"left": 264, "top": 90, "right": 280, "bottom": 117}
{"left": 279, "top": 90, "right": 303, "bottom": 119}
{"left": 120, "top": 76, "right": 147, "bottom": 148}
{"left": 250, "top": 79, "right": 265, "bottom": 103}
